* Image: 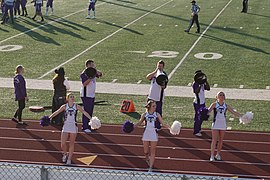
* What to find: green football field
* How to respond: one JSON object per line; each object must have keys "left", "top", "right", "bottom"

{"left": 0, "top": 0, "right": 270, "bottom": 131}
{"left": 0, "top": 0, "right": 269, "bottom": 88}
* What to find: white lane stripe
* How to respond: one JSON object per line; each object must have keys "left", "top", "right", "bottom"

{"left": 1, "top": 160, "right": 269, "bottom": 180}
{"left": 2, "top": 136, "right": 270, "bottom": 155}
{"left": 1, "top": 126, "right": 270, "bottom": 145}
{"left": 38, "top": 0, "right": 174, "bottom": 79}
{"left": 0, "top": 2, "right": 106, "bottom": 44}
{"left": 168, "top": 0, "right": 233, "bottom": 80}
{"left": 1, "top": 147, "right": 270, "bottom": 167}
{"left": 1, "top": 118, "right": 270, "bottom": 136}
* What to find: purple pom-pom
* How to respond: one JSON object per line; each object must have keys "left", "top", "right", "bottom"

{"left": 199, "top": 107, "right": 209, "bottom": 121}
{"left": 40, "top": 116, "right": 51, "bottom": 127}
{"left": 122, "top": 120, "right": 134, "bottom": 133}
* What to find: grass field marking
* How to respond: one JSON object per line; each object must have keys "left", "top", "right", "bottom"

{"left": 240, "top": 85, "right": 244, "bottom": 89}
{"left": 187, "top": 82, "right": 192, "bottom": 86}
{"left": 137, "top": 80, "right": 142, "bottom": 84}
{"left": 0, "top": 2, "right": 106, "bottom": 44}
{"left": 213, "top": 84, "right": 218, "bottom": 88}
{"left": 168, "top": 0, "right": 233, "bottom": 80}
{"left": 112, "top": 79, "right": 118, "bottom": 83}
{"left": 266, "top": 86, "right": 270, "bottom": 90}
{"left": 38, "top": 0, "right": 174, "bottom": 79}
{"left": 0, "top": 45, "right": 23, "bottom": 52}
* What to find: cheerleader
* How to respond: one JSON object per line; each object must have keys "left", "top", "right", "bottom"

{"left": 208, "top": 91, "right": 242, "bottom": 162}
{"left": 49, "top": 93, "right": 92, "bottom": 165}
{"left": 135, "top": 100, "right": 169, "bottom": 172}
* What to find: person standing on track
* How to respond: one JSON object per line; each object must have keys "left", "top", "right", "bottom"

{"left": 135, "top": 100, "right": 169, "bottom": 172}
{"left": 12, "top": 65, "right": 28, "bottom": 125}
{"left": 49, "top": 93, "right": 92, "bottom": 165}
{"left": 86, "top": 0, "right": 97, "bottom": 19}
{"left": 184, "top": 0, "right": 200, "bottom": 33}
{"left": 192, "top": 70, "right": 210, "bottom": 137}
{"left": 80, "top": 59, "right": 102, "bottom": 133}
{"left": 207, "top": 91, "right": 242, "bottom": 162}
{"left": 241, "top": 0, "right": 248, "bottom": 13}
{"left": 146, "top": 60, "right": 167, "bottom": 131}
{"left": 51, "top": 67, "right": 70, "bottom": 126}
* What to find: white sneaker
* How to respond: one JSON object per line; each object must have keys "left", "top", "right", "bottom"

{"left": 215, "top": 154, "right": 222, "bottom": 161}
{"left": 84, "top": 129, "right": 91, "bottom": 133}
{"left": 210, "top": 156, "right": 215, "bottom": 162}
{"left": 62, "top": 153, "right": 68, "bottom": 163}
{"left": 66, "top": 159, "right": 71, "bottom": 165}
{"left": 195, "top": 132, "right": 202, "bottom": 137}
{"left": 86, "top": 15, "right": 91, "bottom": 19}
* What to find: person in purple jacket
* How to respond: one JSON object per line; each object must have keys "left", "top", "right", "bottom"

{"left": 13, "top": 65, "right": 28, "bottom": 125}
{"left": 192, "top": 70, "right": 210, "bottom": 137}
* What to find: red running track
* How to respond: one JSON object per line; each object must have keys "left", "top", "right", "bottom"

{"left": 0, "top": 119, "right": 269, "bottom": 179}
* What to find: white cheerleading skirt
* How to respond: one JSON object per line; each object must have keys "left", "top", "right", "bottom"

{"left": 212, "top": 118, "right": 226, "bottom": 130}
{"left": 142, "top": 127, "right": 158, "bottom": 142}
{"left": 62, "top": 122, "right": 78, "bottom": 133}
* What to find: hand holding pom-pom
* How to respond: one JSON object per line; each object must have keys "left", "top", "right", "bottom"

{"left": 240, "top": 112, "right": 253, "bottom": 124}
{"left": 89, "top": 116, "right": 101, "bottom": 130}
{"left": 170, "top": 120, "right": 181, "bottom": 135}
{"left": 122, "top": 120, "right": 134, "bottom": 133}
{"left": 40, "top": 116, "right": 51, "bottom": 127}
{"left": 199, "top": 107, "right": 209, "bottom": 121}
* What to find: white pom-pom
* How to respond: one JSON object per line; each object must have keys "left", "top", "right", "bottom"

{"left": 89, "top": 116, "right": 101, "bottom": 129}
{"left": 240, "top": 112, "right": 253, "bottom": 124}
{"left": 170, "top": 121, "right": 181, "bottom": 135}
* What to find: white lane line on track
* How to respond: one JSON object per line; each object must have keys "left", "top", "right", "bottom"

{"left": 168, "top": 0, "right": 233, "bottom": 80}
{"left": 1, "top": 118, "right": 270, "bottom": 136}
{"left": 1, "top": 147, "right": 270, "bottom": 167}
{"left": 0, "top": 2, "right": 106, "bottom": 44}
{"left": 1, "top": 160, "right": 269, "bottom": 179}
{"left": 1, "top": 126, "right": 270, "bottom": 145}
{"left": 38, "top": 0, "right": 174, "bottom": 79}
{"left": 2, "top": 136, "right": 270, "bottom": 155}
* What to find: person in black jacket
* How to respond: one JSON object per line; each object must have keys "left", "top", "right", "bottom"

{"left": 51, "top": 67, "right": 70, "bottom": 125}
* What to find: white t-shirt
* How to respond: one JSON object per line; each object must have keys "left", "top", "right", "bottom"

{"left": 148, "top": 70, "right": 165, "bottom": 102}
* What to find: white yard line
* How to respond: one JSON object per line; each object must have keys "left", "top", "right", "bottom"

{"left": 0, "top": 2, "right": 106, "bottom": 44}
{"left": 38, "top": 0, "right": 174, "bottom": 79}
{"left": 168, "top": 0, "right": 233, "bottom": 80}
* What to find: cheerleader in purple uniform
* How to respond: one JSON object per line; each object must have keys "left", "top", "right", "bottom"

{"left": 135, "top": 100, "right": 169, "bottom": 172}
{"left": 208, "top": 92, "right": 242, "bottom": 162}
{"left": 49, "top": 93, "right": 92, "bottom": 165}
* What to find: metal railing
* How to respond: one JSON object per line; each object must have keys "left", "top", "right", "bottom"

{"left": 0, "top": 162, "right": 250, "bottom": 180}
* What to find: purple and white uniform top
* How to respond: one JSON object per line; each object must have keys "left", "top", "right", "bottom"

{"left": 192, "top": 82, "right": 205, "bottom": 105}
{"left": 80, "top": 71, "right": 96, "bottom": 98}
{"left": 212, "top": 102, "right": 227, "bottom": 130}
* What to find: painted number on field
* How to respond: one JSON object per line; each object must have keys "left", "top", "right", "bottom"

{"left": 194, "top": 52, "right": 223, "bottom": 60}
{"left": 147, "top": 51, "right": 179, "bottom": 58}
{"left": 0, "top": 45, "right": 23, "bottom": 52}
